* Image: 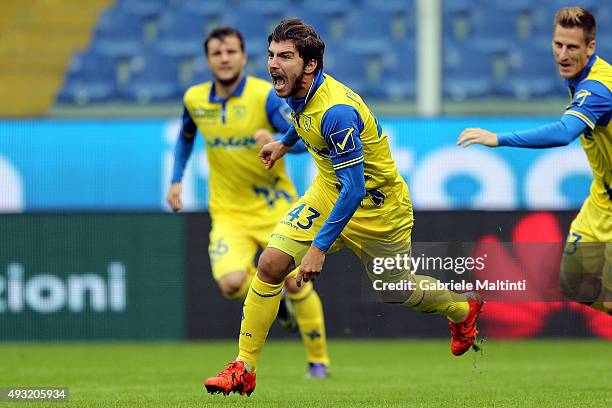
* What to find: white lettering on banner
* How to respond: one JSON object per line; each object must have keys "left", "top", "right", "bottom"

{"left": 8, "top": 263, "right": 24, "bottom": 312}
{"left": 0, "top": 156, "right": 24, "bottom": 213}
{"left": 108, "top": 261, "right": 126, "bottom": 312}
{"left": 525, "top": 147, "right": 591, "bottom": 209}
{"left": 411, "top": 146, "right": 517, "bottom": 209}
{"left": 0, "top": 262, "right": 127, "bottom": 314}
{"left": 26, "top": 275, "right": 65, "bottom": 313}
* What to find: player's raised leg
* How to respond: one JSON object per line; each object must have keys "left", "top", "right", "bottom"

{"left": 353, "top": 213, "right": 483, "bottom": 356}
{"left": 204, "top": 247, "right": 294, "bottom": 395}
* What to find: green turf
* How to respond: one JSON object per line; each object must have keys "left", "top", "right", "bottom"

{"left": 0, "top": 340, "right": 610, "bottom": 407}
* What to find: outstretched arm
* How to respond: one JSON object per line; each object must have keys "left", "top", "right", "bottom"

{"left": 167, "top": 107, "right": 197, "bottom": 211}
{"left": 457, "top": 115, "right": 586, "bottom": 149}
{"left": 458, "top": 79, "right": 612, "bottom": 149}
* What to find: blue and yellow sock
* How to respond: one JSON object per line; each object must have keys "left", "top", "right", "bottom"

{"left": 287, "top": 281, "right": 330, "bottom": 366}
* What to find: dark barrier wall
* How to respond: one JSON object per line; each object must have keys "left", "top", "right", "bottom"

{"left": 2, "top": 212, "right": 610, "bottom": 340}
{"left": 0, "top": 214, "right": 185, "bottom": 340}
{"left": 187, "top": 210, "right": 611, "bottom": 340}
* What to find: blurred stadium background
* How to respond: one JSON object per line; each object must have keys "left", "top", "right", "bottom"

{"left": 0, "top": 0, "right": 610, "bottom": 406}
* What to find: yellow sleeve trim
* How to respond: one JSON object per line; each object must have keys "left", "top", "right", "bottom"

{"left": 565, "top": 110, "right": 595, "bottom": 129}
{"left": 332, "top": 155, "right": 364, "bottom": 170}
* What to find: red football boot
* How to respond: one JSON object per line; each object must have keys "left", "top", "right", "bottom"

{"left": 204, "top": 361, "right": 256, "bottom": 396}
{"left": 448, "top": 293, "right": 484, "bottom": 356}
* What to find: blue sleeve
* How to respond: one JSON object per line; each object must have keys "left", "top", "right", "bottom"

{"left": 312, "top": 104, "right": 367, "bottom": 252}
{"left": 321, "top": 104, "right": 365, "bottom": 169}
{"left": 564, "top": 80, "right": 612, "bottom": 129}
{"left": 275, "top": 133, "right": 307, "bottom": 153}
{"left": 497, "top": 114, "right": 587, "bottom": 148}
{"left": 170, "top": 107, "right": 197, "bottom": 183}
{"left": 281, "top": 124, "right": 300, "bottom": 147}
{"left": 265, "top": 89, "right": 292, "bottom": 133}
{"left": 313, "top": 163, "right": 365, "bottom": 251}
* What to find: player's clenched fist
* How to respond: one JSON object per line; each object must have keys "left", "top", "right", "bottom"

{"left": 167, "top": 183, "right": 183, "bottom": 212}
{"left": 259, "top": 140, "right": 291, "bottom": 170}
{"left": 296, "top": 245, "right": 326, "bottom": 287}
{"left": 457, "top": 128, "right": 499, "bottom": 148}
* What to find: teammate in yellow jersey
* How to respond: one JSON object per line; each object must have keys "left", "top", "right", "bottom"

{"left": 458, "top": 8, "right": 612, "bottom": 315}
{"left": 167, "top": 27, "right": 330, "bottom": 380}
{"left": 204, "top": 19, "right": 484, "bottom": 397}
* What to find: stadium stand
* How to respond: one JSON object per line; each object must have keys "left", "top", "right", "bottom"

{"left": 44, "top": 0, "right": 611, "bottom": 108}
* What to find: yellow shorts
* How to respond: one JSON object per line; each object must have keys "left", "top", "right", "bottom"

{"left": 562, "top": 196, "right": 612, "bottom": 292}
{"left": 268, "top": 176, "right": 414, "bottom": 281}
{"left": 209, "top": 208, "right": 289, "bottom": 280}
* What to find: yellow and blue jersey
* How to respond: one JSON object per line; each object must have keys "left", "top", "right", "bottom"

{"left": 281, "top": 70, "right": 411, "bottom": 251}
{"left": 564, "top": 55, "right": 612, "bottom": 213}
{"left": 179, "top": 75, "right": 297, "bottom": 219}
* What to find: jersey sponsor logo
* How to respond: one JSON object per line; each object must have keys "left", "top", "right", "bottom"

{"left": 330, "top": 127, "right": 356, "bottom": 155}
{"left": 205, "top": 136, "right": 257, "bottom": 148}
{"left": 253, "top": 177, "right": 294, "bottom": 207}
{"left": 192, "top": 108, "right": 219, "bottom": 119}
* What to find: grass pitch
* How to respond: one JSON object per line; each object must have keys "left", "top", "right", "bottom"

{"left": 1, "top": 339, "right": 610, "bottom": 407}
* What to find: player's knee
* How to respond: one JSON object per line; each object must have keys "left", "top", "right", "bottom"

{"left": 377, "top": 288, "right": 413, "bottom": 304}
{"left": 257, "top": 249, "right": 292, "bottom": 284}
{"left": 217, "top": 272, "right": 247, "bottom": 300}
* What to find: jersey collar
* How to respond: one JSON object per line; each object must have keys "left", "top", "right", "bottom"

{"left": 565, "top": 53, "right": 597, "bottom": 88}
{"left": 286, "top": 69, "right": 325, "bottom": 114}
{"left": 209, "top": 75, "right": 247, "bottom": 103}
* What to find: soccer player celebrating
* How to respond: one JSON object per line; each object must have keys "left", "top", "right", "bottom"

{"left": 458, "top": 8, "right": 611, "bottom": 315}
{"left": 204, "top": 19, "right": 484, "bottom": 396}
{"left": 168, "top": 27, "right": 330, "bottom": 378}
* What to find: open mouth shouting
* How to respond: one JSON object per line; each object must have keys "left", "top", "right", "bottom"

{"left": 271, "top": 73, "right": 287, "bottom": 92}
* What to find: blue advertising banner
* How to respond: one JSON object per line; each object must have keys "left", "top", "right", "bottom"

{"left": 0, "top": 118, "right": 591, "bottom": 212}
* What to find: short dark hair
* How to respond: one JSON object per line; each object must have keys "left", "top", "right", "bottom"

{"left": 554, "top": 7, "right": 596, "bottom": 44}
{"left": 204, "top": 27, "right": 245, "bottom": 55}
{"left": 268, "top": 18, "right": 325, "bottom": 71}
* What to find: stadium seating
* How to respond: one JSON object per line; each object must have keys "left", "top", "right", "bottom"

{"left": 55, "top": 0, "right": 606, "bottom": 105}
{"left": 502, "top": 44, "right": 565, "bottom": 100}
{"left": 118, "top": 51, "right": 182, "bottom": 103}
{"left": 114, "top": 0, "right": 169, "bottom": 18}
{"left": 57, "top": 51, "right": 118, "bottom": 104}
{"left": 180, "top": 0, "right": 226, "bottom": 17}
{"left": 155, "top": 10, "right": 210, "bottom": 58}
{"left": 443, "top": 44, "right": 495, "bottom": 100}
{"left": 91, "top": 8, "right": 146, "bottom": 58}
{"left": 379, "top": 42, "right": 417, "bottom": 100}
